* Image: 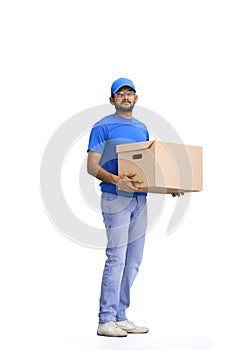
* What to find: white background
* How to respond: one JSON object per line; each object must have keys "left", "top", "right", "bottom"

{"left": 1, "top": 1, "right": 232, "bottom": 349}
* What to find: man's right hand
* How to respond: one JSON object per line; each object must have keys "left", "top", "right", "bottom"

{"left": 87, "top": 152, "right": 143, "bottom": 193}
{"left": 115, "top": 172, "right": 143, "bottom": 193}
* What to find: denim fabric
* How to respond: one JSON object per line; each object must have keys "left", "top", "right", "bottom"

{"left": 99, "top": 192, "right": 147, "bottom": 323}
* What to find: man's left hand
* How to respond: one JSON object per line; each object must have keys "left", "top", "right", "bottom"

{"left": 171, "top": 192, "right": 184, "bottom": 197}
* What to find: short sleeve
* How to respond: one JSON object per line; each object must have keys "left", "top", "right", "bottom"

{"left": 87, "top": 124, "right": 108, "bottom": 155}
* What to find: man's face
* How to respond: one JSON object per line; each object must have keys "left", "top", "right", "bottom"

{"left": 110, "top": 86, "right": 138, "bottom": 113}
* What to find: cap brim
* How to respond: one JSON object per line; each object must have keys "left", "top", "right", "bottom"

{"left": 112, "top": 84, "right": 136, "bottom": 95}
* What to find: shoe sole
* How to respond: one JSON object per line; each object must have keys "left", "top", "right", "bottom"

{"left": 97, "top": 333, "right": 127, "bottom": 337}
{"left": 126, "top": 330, "right": 149, "bottom": 334}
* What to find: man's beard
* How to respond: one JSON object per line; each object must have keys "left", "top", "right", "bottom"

{"left": 115, "top": 101, "right": 135, "bottom": 113}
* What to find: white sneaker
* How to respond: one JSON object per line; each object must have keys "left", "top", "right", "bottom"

{"left": 116, "top": 320, "right": 149, "bottom": 334}
{"left": 97, "top": 321, "right": 128, "bottom": 337}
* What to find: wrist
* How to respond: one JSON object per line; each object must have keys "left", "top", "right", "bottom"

{"left": 112, "top": 174, "right": 119, "bottom": 185}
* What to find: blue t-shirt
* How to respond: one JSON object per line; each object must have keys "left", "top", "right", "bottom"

{"left": 87, "top": 113, "right": 149, "bottom": 196}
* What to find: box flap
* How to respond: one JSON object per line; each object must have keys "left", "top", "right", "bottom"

{"left": 116, "top": 140, "right": 155, "bottom": 154}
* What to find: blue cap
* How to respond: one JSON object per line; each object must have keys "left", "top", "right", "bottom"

{"left": 111, "top": 77, "right": 136, "bottom": 96}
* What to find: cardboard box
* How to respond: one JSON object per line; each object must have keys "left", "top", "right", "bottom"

{"left": 116, "top": 140, "right": 203, "bottom": 193}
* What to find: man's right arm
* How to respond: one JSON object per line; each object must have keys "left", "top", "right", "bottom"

{"left": 87, "top": 151, "right": 118, "bottom": 185}
{"left": 87, "top": 151, "right": 142, "bottom": 193}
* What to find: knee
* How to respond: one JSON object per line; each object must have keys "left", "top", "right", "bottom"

{"left": 106, "top": 247, "right": 127, "bottom": 267}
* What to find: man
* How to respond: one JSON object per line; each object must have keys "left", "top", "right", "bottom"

{"left": 87, "top": 77, "right": 150, "bottom": 337}
{"left": 87, "top": 77, "right": 180, "bottom": 337}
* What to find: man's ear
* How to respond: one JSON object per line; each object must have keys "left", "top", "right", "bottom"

{"left": 134, "top": 95, "right": 138, "bottom": 103}
{"left": 109, "top": 96, "right": 115, "bottom": 105}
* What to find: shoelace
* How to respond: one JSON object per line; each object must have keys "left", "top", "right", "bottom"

{"left": 106, "top": 322, "right": 118, "bottom": 329}
{"left": 121, "top": 320, "right": 135, "bottom": 326}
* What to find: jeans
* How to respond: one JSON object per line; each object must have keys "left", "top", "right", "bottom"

{"left": 99, "top": 192, "right": 147, "bottom": 324}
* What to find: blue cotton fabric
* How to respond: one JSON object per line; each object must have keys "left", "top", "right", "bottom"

{"left": 87, "top": 114, "right": 149, "bottom": 196}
